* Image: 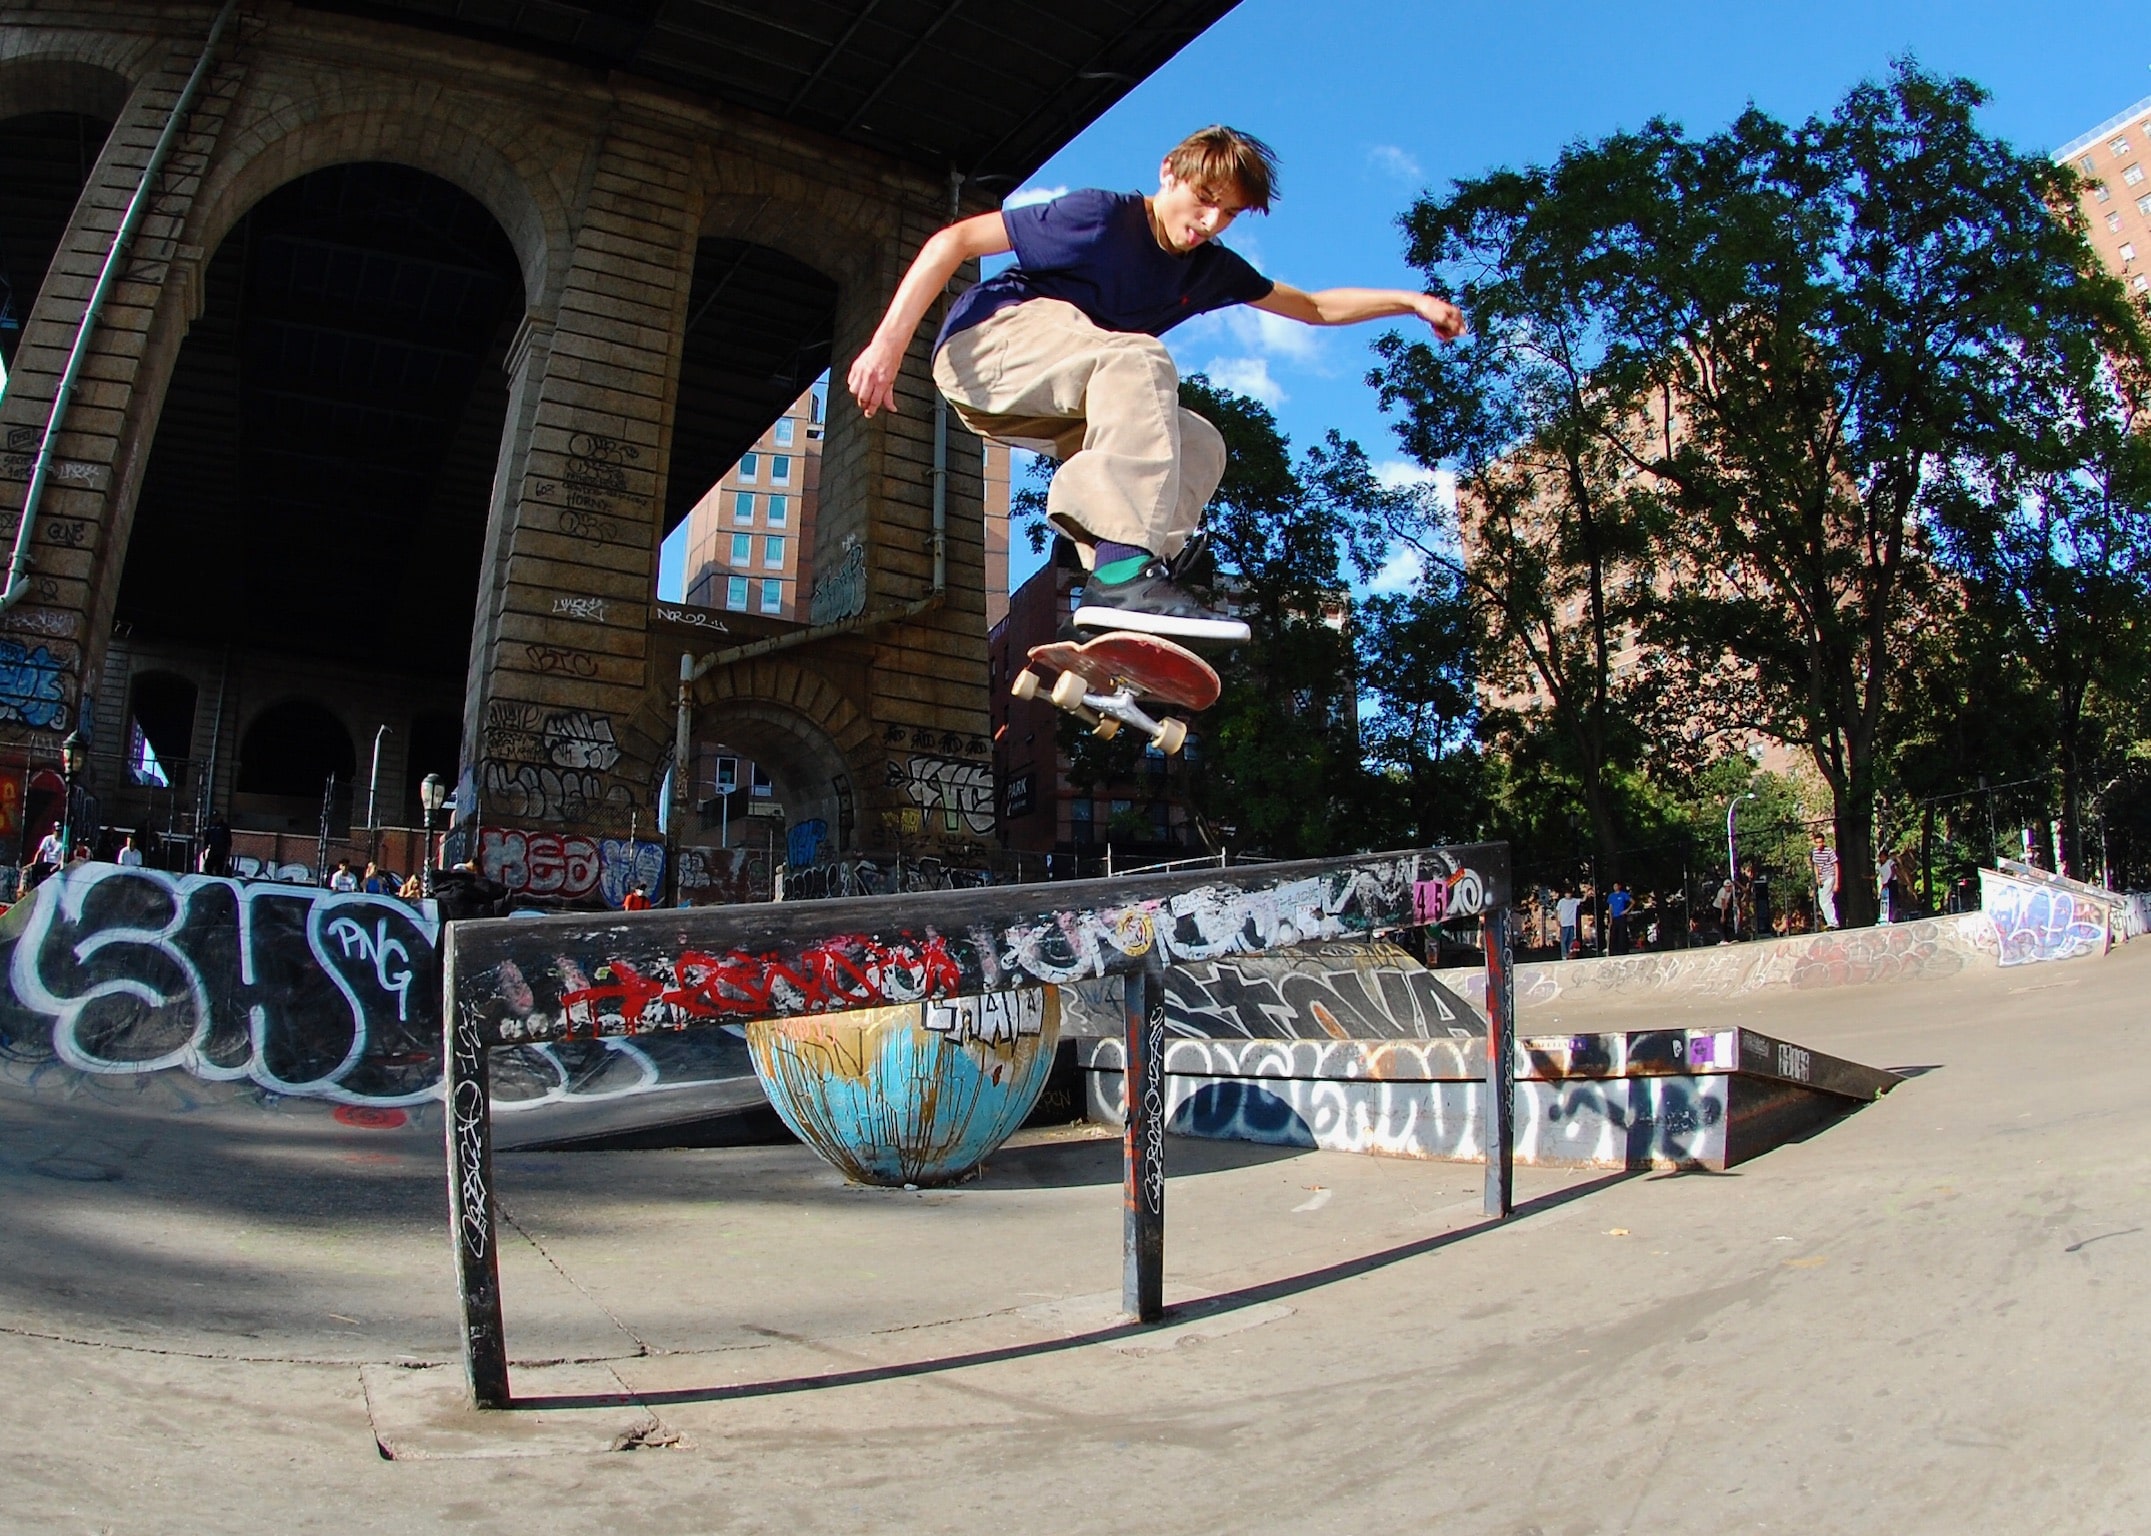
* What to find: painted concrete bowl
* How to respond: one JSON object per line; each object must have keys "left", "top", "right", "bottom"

{"left": 747, "top": 988, "right": 1060, "bottom": 1187}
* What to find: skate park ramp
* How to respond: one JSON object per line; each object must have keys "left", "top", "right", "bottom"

{"left": 1063, "top": 939, "right": 1901, "bottom": 1170}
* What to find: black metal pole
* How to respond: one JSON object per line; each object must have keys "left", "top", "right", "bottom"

{"left": 445, "top": 991, "right": 510, "bottom": 1408}
{"left": 1122, "top": 953, "right": 1166, "bottom": 1322}
{"left": 1481, "top": 904, "right": 1516, "bottom": 1218}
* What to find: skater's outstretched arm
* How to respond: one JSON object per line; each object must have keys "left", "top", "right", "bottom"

{"left": 1251, "top": 282, "right": 1466, "bottom": 339}
{"left": 848, "top": 212, "right": 1014, "bottom": 418}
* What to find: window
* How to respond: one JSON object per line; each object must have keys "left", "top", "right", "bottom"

{"left": 763, "top": 535, "right": 785, "bottom": 568}
{"left": 726, "top": 576, "right": 748, "bottom": 610}
{"left": 2096, "top": 184, "right": 2112, "bottom": 203}
{"left": 738, "top": 452, "right": 759, "bottom": 482}
{"left": 733, "top": 492, "right": 755, "bottom": 524}
{"left": 769, "top": 455, "right": 792, "bottom": 485}
{"left": 2114, "top": 137, "right": 2132, "bottom": 156}
{"left": 774, "top": 417, "right": 795, "bottom": 447}
{"left": 714, "top": 756, "right": 738, "bottom": 792}
{"left": 751, "top": 763, "right": 773, "bottom": 797}
{"left": 2137, "top": 194, "right": 2151, "bottom": 216}
{"left": 766, "top": 494, "right": 788, "bottom": 527}
{"left": 2122, "top": 243, "right": 2137, "bottom": 263}
{"left": 2109, "top": 213, "right": 2124, "bottom": 232}
{"left": 730, "top": 532, "right": 753, "bottom": 565}
{"left": 760, "top": 578, "right": 783, "bottom": 613}
{"left": 2125, "top": 164, "right": 2144, "bottom": 186}
{"left": 2135, "top": 274, "right": 2149, "bottom": 292}
{"left": 2082, "top": 154, "right": 2099, "bottom": 175}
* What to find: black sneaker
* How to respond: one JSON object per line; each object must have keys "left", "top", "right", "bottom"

{"left": 1167, "top": 524, "right": 1210, "bottom": 582}
{"left": 1072, "top": 562, "right": 1249, "bottom": 644}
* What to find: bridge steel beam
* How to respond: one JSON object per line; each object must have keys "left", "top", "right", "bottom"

{"left": 443, "top": 843, "right": 1514, "bottom": 1408}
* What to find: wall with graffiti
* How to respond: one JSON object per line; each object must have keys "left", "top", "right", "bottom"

{"left": 1059, "top": 940, "right": 1480, "bottom": 1042}
{"left": 1980, "top": 868, "right": 2112, "bottom": 967}
{"left": 0, "top": 865, "right": 753, "bottom": 1125}
{"left": 476, "top": 826, "right": 666, "bottom": 908}
{"left": 450, "top": 850, "right": 1505, "bottom": 1046}
{"left": 1079, "top": 1025, "right": 1893, "bottom": 1172}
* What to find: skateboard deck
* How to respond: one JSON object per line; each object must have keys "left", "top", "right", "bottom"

{"left": 1012, "top": 632, "right": 1219, "bottom": 753}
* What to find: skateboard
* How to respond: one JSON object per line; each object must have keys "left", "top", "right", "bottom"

{"left": 1011, "top": 632, "right": 1219, "bottom": 754}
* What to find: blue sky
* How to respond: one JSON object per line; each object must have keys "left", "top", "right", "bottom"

{"left": 661, "top": 0, "right": 2148, "bottom": 602}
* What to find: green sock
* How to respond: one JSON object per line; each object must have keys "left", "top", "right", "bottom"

{"left": 1094, "top": 554, "right": 1150, "bottom": 586}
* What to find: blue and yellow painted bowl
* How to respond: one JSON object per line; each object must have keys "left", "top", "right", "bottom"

{"left": 746, "top": 988, "right": 1060, "bottom": 1186}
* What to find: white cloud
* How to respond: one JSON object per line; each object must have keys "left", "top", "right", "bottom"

{"left": 1201, "top": 356, "right": 1286, "bottom": 406}
{"left": 1372, "top": 459, "right": 1451, "bottom": 495}
{"left": 1367, "top": 543, "right": 1425, "bottom": 595}
{"left": 1227, "top": 303, "right": 1326, "bottom": 367}
{"left": 1003, "top": 184, "right": 1067, "bottom": 209}
{"left": 1367, "top": 144, "right": 1423, "bottom": 182}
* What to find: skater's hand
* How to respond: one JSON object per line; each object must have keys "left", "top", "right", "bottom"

{"left": 848, "top": 337, "right": 907, "bottom": 418}
{"left": 1416, "top": 294, "right": 1467, "bottom": 341}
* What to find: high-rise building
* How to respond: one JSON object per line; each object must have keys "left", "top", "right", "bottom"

{"left": 680, "top": 387, "right": 1013, "bottom": 626}
{"left": 683, "top": 388, "right": 822, "bottom": 619}
{"left": 2057, "top": 98, "right": 2151, "bottom": 294}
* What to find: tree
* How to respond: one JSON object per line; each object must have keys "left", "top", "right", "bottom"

{"left": 1382, "top": 61, "right": 2151, "bottom": 924}
{"left": 1176, "top": 376, "right": 1388, "bottom": 857}
{"left": 1370, "top": 142, "right": 1672, "bottom": 884}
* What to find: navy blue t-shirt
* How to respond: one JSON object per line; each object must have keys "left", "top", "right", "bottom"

{"left": 935, "top": 188, "right": 1274, "bottom": 351}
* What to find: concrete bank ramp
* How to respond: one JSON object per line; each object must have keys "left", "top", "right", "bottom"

{"left": 1058, "top": 939, "right": 1899, "bottom": 1171}
{"left": 1433, "top": 912, "right": 2003, "bottom": 1013}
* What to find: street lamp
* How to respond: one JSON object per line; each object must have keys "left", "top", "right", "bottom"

{"left": 717, "top": 782, "right": 738, "bottom": 848}
{"left": 1726, "top": 791, "right": 1757, "bottom": 939}
{"left": 59, "top": 728, "right": 87, "bottom": 861}
{"left": 419, "top": 772, "right": 447, "bottom": 896}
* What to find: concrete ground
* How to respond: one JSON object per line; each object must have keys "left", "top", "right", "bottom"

{"left": 2, "top": 940, "right": 2147, "bottom": 1534}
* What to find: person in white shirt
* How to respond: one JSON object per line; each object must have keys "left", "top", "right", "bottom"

{"left": 1810, "top": 831, "right": 1838, "bottom": 929}
{"left": 116, "top": 834, "right": 144, "bottom": 868}
{"left": 1555, "top": 891, "right": 1584, "bottom": 958}
{"left": 328, "top": 858, "right": 359, "bottom": 892}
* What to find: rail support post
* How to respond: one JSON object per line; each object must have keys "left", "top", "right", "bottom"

{"left": 1482, "top": 902, "right": 1516, "bottom": 1217}
{"left": 1122, "top": 953, "right": 1167, "bottom": 1322}
{"left": 445, "top": 992, "right": 510, "bottom": 1407}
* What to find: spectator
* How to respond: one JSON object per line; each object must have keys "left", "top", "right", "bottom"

{"left": 397, "top": 872, "right": 423, "bottom": 901}
{"left": 360, "top": 861, "right": 394, "bottom": 895}
{"left": 1606, "top": 881, "right": 1633, "bottom": 955}
{"left": 328, "top": 858, "right": 359, "bottom": 893}
{"left": 1810, "top": 831, "right": 1839, "bottom": 929}
{"left": 115, "top": 834, "right": 144, "bottom": 868}
{"left": 1555, "top": 888, "right": 1583, "bottom": 959}
{"left": 200, "top": 813, "right": 232, "bottom": 877}
{"left": 622, "top": 881, "right": 653, "bottom": 912}
{"left": 1877, "top": 849, "right": 1899, "bottom": 924}
{"left": 27, "top": 825, "right": 63, "bottom": 890}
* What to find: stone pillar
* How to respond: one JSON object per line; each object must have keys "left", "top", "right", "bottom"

{"left": 464, "top": 112, "right": 696, "bottom": 835}
{"left": 0, "top": 30, "right": 246, "bottom": 752}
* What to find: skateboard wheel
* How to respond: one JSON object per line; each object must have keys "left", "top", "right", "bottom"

{"left": 1050, "top": 670, "right": 1089, "bottom": 710}
{"left": 1152, "top": 717, "right": 1187, "bottom": 755}
{"left": 1093, "top": 716, "right": 1121, "bottom": 739}
{"left": 1010, "top": 667, "right": 1040, "bottom": 701}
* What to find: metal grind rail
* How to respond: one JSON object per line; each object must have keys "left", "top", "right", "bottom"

{"left": 443, "top": 844, "right": 1516, "bottom": 1409}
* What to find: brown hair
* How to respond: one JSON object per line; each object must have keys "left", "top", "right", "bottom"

{"left": 1164, "top": 126, "right": 1279, "bottom": 213}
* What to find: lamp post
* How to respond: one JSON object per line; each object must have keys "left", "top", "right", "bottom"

{"left": 58, "top": 728, "right": 87, "bottom": 862}
{"left": 717, "top": 782, "right": 737, "bottom": 849}
{"left": 419, "top": 772, "right": 446, "bottom": 897}
{"left": 1726, "top": 791, "right": 1756, "bottom": 939}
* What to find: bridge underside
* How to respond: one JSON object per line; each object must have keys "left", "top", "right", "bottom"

{"left": 0, "top": 0, "right": 1239, "bottom": 886}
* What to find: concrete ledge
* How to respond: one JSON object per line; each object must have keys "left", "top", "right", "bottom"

{"left": 1079, "top": 1027, "right": 1899, "bottom": 1172}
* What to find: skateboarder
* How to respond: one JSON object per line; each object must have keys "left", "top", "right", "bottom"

{"left": 846, "top": 126, "right": 1466, "bottom": 644}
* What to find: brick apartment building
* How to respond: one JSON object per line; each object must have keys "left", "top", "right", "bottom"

{"left": 2057, "top": 97, "right": 2151, "bottom": 293}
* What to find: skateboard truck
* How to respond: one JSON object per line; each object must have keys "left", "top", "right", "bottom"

{"left": 1010, "top": 666, "right": 1189, "bottom": 754}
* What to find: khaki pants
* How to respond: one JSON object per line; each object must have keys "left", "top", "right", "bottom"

{"left": 932, "top": 298, "right": 1224, "bottom": 560}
